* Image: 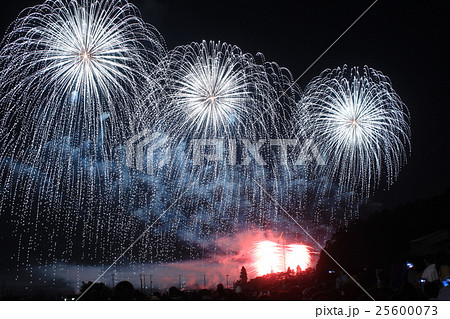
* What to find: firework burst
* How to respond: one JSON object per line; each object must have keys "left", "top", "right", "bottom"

{"left": 0, "top": 0, "right": 165, "bottom": 149}
{"left": 154, "top": 40, "right": 283, "bottom": 140}
{"left": 0, "top": 0, "right": 166, "bottom": 265}
{"left": 297, "top": 65, "right": 410, "bottom": 198}
{"left": 143, "top": 41, "right": 304, "bottom": 244}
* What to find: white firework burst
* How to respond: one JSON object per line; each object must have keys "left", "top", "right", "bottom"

{"left": 0, "top": 0, "right": 166, "bottom": 265}
{"left": 155, "top": 40, "right": 280, "bottom": 139}
{"left": 175, "top": 49, "right": 246, "bottom": 134}
{"left": 298, "top": 65, "right": 410, "bottom": 198}
{"left": 0, "top": 0, "right": 165, "bottom": 148}
{"left": 148, "top": 41, "right": 301, "bottom": 233}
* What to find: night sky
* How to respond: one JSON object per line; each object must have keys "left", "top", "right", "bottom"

{"left": 0, "top": 0, "right": 448, "bottom": 208}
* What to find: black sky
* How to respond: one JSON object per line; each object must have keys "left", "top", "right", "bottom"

{"left": 1, "top": 0, "right": 449, "bottom": 209}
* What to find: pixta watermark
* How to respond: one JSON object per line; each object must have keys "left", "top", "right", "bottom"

{"left": 125, "top": 131, "right": 325, "bottom": 174}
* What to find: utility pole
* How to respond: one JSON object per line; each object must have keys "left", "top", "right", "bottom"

{"left": 111, "top": 273, "right": 116, "bottom": 288}
{"left": 149, "top": 275, "right": 153, "bottom": 294}
{"left": 140, "top": 274, "right": 143, "bottom": 292}
{"left": 143, "top": 275, "right": 146, "bottom": 294}
{"left": 226, "top": 275, "right": 229, "bottom": 289}
{"left": 178, "top": 275, "right": 182, "bottom": 290}
{"left": 203, "top": 274, "right": 206, "bottom": 289}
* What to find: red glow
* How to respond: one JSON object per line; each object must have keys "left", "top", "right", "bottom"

{"left": 252, "top": 240, "right": 311, "bottom": 276}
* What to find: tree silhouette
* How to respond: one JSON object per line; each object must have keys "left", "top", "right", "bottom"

{"left": 240, "top": 266, "right": 248, "bottom": 284}
{"left": 296, "top": 265, "right": 301, "bottom": 274}
{"left": 79, "top": 281, "right": 111, "bottom": 301}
